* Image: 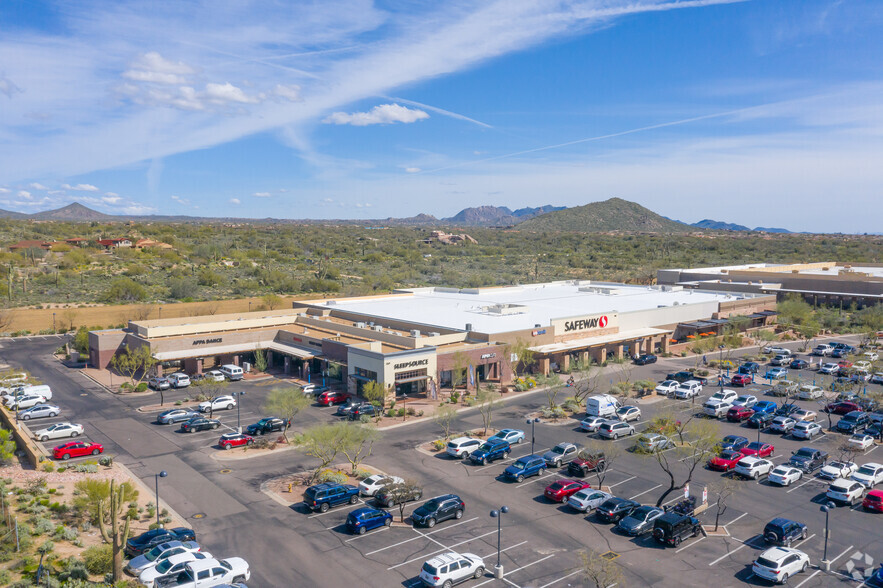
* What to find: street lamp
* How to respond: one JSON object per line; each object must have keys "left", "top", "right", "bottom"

{"left": 489, "top": 506, "right": 509, "bottom": 578}
{"left": 52, "top": 312, "right": 56, "bottom": 333}
{"left": 154, "top": 471, "right": 168, "bottom": 526}
{"left": 525, "top": 418, "right": 540, "bottom": 455}
{"left": 820, "top": 501, "right": 835, "bottom": 569}
{"left": 718, "top": 344, "right": 726, "bottom": 387}
{"left": 233, "top": 391, "right": 246, "bottom": 433}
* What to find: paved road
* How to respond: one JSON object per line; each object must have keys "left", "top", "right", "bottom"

{"left": 2, "top": 334, "right": 880, "bottom": 587}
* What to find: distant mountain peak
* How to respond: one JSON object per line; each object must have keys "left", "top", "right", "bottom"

{"left": 515, "top": 197, "right": 693, "bottom": 233}
{"left": 31, "top": 202, "right": 114, "bottom": 221}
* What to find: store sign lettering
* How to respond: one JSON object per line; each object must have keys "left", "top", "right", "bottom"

{"left": 394, "top": 359, "right": 429, "bottom": 370}
{"left": 192, "top": 338, "right": 222, "bottom": 345}
{"left": 531, "top": 329, "right": 546, "bottom": 336}
{"left": 563, "top": 315, "right": 608, "bottom": 333}
{"left": 480, "top": 353, "right": 496, "bottom": 359}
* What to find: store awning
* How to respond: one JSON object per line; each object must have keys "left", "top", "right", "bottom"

{"left": 528, "top": 327, "right": 671, "bottom": 355}
{"left": 394, "top": 375, "right": 430, "bottom": 384}
{"left": 153, "top": 340, "right": 318, "bottom": 361}
{"left": 349, "top": 374, "right": 375, "bottom": 382}
{"left": 265, "top": 341, "right": 318, "bottom": 359}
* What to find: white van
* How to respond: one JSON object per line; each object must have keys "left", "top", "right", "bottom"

{"left": 18, "top": 384, "right": 52, "bottom": 400}
{"left": 219, "top": 364, "right": 243, "bottom": 381}
{"left": 586, "top": 394, "right": 620, "bottom": 418}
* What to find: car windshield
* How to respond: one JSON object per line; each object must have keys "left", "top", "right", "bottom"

{"left": 551, "top": 446, "right": 566, "bottom": 454}
{"left": 510, "top": 462, "right": 525, "bottom": 470}
{"left": 572, "top": 491, "right": 589, "bottom": 500}
{"left": 145, "top": 546, "right": 165, "bottom": 561}
{"left": 423, "top": 500, "right": 440, "bottom": 511}
{"left": 548, "top": 483, "right": 564, "bottom": 491}
{"left": 478, "top": 444, "right": 491, "bottom": 452}
{"left": 155, "top": 559, "right": 176, "bottom": 574}
{"left": 632, "top": 506, "right": 656, "bottom": 519}
{"left": 795, "top": 449, "right": 814, "bottom": 457}
{"left": 720, "top": 450, "right": 740, "bottom": 460}
{"left": 857, "top": 466, "right": 877, "bottom": 476}
{"left": 747, "top": 442, "right": 763, "bottom": 450}
{"left": 772, "top": 467, "right": 789, "bottom": 475}
{"left": 756, "top": 557, "right": 779, "bottom": 569}
{"left": 422, "top": 562, "right": 438, "bottom": 575}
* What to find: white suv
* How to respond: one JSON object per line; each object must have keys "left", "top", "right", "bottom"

{"left": 419, "top": 552, "right": 485, "bottom": 587}
{"left": 826, "top": 479, "right": 865, "bottom": 505}
{"left": 445, "top": 437, "right": 481, "bottom": 459}
{"left": 168, "top": 373, "right": 191, "bottom": 388}
{"left": 797, "top": 385, "right": 823, "bottom": 400}
{"left": 752, "top": 547, "right": 809, "bottom": 584}
{"left": 674, "top": 381, "right": 702, "bottom": 399}
{"left": 198, "top": 395, "right": 236, "bottom": 412}
{"left": 791, "top": 421, "right": 822, "bottom": 440}
{"left": 734, "top": 456, "right": 774, "bottom": 480}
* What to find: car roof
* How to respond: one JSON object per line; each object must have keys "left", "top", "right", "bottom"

{"left": 760, "top": 547, "right": 796, "bottom": 562}
{"left": 450, "top": 436, "right": 478, "bottom": 443}
{"left": 426, "top": 552, "right": 466, "bottom": 566}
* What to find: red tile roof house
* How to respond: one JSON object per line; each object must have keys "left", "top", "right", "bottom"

{"left": 8, "top": 240, "right": 53, "bottom": 251}
{"left": 96, "top": 238, "right": 132, "bottom": 249}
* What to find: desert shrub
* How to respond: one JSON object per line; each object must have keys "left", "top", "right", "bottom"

{"left": 431, "top": 439, "right": 445, "bottom": 451}
{"left": 135, "top": 382, "right": 148, "bottom": 392}
{"left": 34, "top": 517, "right": 55, "bottom": 535}
{"left": 353, "top": 468, "right": 372, "bottom": 480}
{"left": 82, "top": 545, "right": 112, "bottom": 575}
{"left": 316, "top": 468, "right": 348, "bottom": 484}
{"left": 42, "top": 463, "right": 55, "bottom": 472}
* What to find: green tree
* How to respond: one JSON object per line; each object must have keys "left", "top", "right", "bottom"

{"left": 168, "top": 277, "right": 198, "bottom": 299}
{"left": 450, "top": 351, "right": 470, "bottom": 390}
{"left": 300, "top": 422, "right": 350, "bottom": 479}
{"left": 433, "top": 404, "right": 458, "bottom": 440}
{"left": 262, "top": 293, "right": 283, "bottom": 310}
{"left": 0, "top": 428, "right": 16, "bottom": 465}
{"left": 650, "top": 418, "right": 721, "bottom": 507}
{"left": 102, "top": 278, "right": 147, "bottom": 302}
{"left": 502, "top": 339, "right": 536, "bottom": 377}
{"left": 71, "top": 326, "right": 90, "bottom": 354}
{"left": 339, "top": 424, "right": 380, "bottom": 473}
{"left": 263, "top": 386, "right": 310, "bottom": 442}
{"left": 475, "top": 387, "right": 500, "bottom": 435}
{"left": 362, "top": 380, "right": 387, "bottom": 418}
{"left": 197, "top": 268, "right": 224, "bottom": 286}
{"left": 253, "top": 347, "right": 268, "bottom": 372}
{"left": 110, "top": 344, "right": 158, "bottom": 386}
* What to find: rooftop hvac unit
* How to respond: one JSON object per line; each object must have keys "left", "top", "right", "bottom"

{"left": 368, "top": 322, "right": 375, "bottom": 326}
{"left": 410, "top": 329, "right": 421, "bottom": 337}
{"left": 465, "top": 323, "right": 473, "bottom": 331}
{"left": 354, "top": 322, "right": 367, "bottom": 328}
{"left": 372, "top": 325, "right": 383, "bottom": 331}
{"left": 327, "top": 300, "right": 336, "bottom": 306}
{"left": 428, "top": 332, "right": 441, "bottom": 337}
{"left": 535, "top": 324, "right": 541, "bottom": 328}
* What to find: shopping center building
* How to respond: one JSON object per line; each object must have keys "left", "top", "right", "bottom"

{"left": 89, "top": 280, "right": 775, "bottom": 399}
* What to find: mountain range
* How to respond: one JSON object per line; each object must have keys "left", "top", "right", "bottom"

{"left": 0, "top": 199, "right": 792, "bottom": 233}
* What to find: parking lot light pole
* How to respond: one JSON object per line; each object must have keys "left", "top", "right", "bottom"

{"left": 820, "top": 501, "right": 835, "bottom": 571}
{"left": 234, "top": 391, "right": 246, "bottom": 433}
{"left": 155, "top": 471, "right": 168, "bottom": 526}
{"left": 526, "top": 418, "right": 540, "bottom": 455}
{"left": 718, "top": 345, "right": 725, "bottom": 387}
{"left": 489, "top": 505, "right": 509, "bottom": 579}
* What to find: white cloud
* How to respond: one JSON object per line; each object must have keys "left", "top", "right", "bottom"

{"left": 102, "top": 195, "right": 122, "bottom": 204}
{"left": 272, "top": 84, "right": 302, "bottom": 102}
{"left": 252, "top": 192, "right": 271, "bottom": 198}
{"left": 17, "top": 190, "right": 31, "bottom": 199}
{"left": 0, "top": 187, "right": 9, "bottom": 194}
{"left": 405, "top": 167, "right": 421, "bottom": 173}
{"left": 122, "top": 52, "right": 196, "bottom": 85}
{"left": 170, "top": 194, "right": 189, "bottom": 204}
{"left": 61, "top": 183, "right": 99, "bottom": 191}
{"left": 203, "top": 82, "right": 260, "bottom": 105}
{"left": 28, "top": 182, "right": 49, "bottom": 190}
{"left": 324, "top": 103, "right": 429, "bottom": 126}
{"left": 0, "top": 74, "right": 23, "bottom": 98}
{"left": 104, "top": 191, "right": 118, "bottom": 197}
{"left": 229, "top": 198, "right": 241, "bottom": 204}
{"left": 48, "top": 190, "right": 64, "bottom": 195}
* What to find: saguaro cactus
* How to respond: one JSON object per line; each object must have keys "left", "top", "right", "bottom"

{"left": 97, "top": 479, "right": 131, "bottom": 581}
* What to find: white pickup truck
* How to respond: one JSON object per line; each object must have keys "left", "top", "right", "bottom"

{"left": 703, "top": 389, "right": 739, "bottom": 418}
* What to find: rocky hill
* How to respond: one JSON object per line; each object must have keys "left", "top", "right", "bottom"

{"left": 30, "top": 202, "right": 115, "bottom": 221}
{"left": 516, "top": 197, "right": 694, "bottom": 232}
{"left": 691, "top": 219, "right": 751, "bottom": 231}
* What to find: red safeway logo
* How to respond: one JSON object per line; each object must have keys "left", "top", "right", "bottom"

{"left": 599, "top": 316, "right": 608, "bottom": 328}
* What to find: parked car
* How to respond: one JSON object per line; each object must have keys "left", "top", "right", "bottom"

{"left": 634, "top": 354, "right": 657, "bottom": 365}
{"left": 544, "top": 479, "right": 591, "bottom": 503}
{"left": 764, "top": 346, "right": 792, "bottom": 356}
{"left": 598, "top": 421, "right": 635, "bottom": 440}
{"left": 667, "top": 371, "right": 694, "bottom": 383}
{"left": 595, "top": 497, "right": 640, "bottom": 523}
{"left": 303, "top": 483, "right": 359, "bottom": 513}
{"left": 446, "top": 437, "right": 481, "bottom": 459}
{"left": 52, "top": 441, "right": 103, "bottom": 460}
{"left": 616, "top": 406, "right": 641, "bottom": 422}
{"left": 7, "top": 394, "right": 47, "bottom": 410}
{"left": 848, "top": 433, "right": 875, "bottom": 451}
{"left": 489, "top": 429, "right": 525, "bottom": 444}
{"left": 674, "top": 381, "right": 702, "bottom": 399}
{"left": 317, "top": 390, "right": 348, "bottom": 406}
{"left": 820, "top": 362, "right": 840, "bottom": 375}
{"left": 652, "top": 512, "right": 702, "bottom": 547}
{"left": 157, "top": 408, "right": 199, "bottom": 425}
{"left": 764, "top": 368, "right": 789, "bottom": 380}
{"left": 469, "top": 439, "right": 511, "bottom": 465}
{"left": 797, "top": 385, "right": 824, "bottom": 400}
{"left": 708, "top": 449, "right": 745, "bottom": 472}
{"left": 789, "top": 448, "right": 827, "bottom": 473}
{"left": 655, "top": 380, "right": 680, "bottom": 395}
{"left": 703, "top": 389, "right": 738, "bottom": 418}
{"left": 771, "top": 355, "right": 791, "bottom": 367}
{"left": 167, "top": 373, "right": 190, "bottom": 388}
{"left": 358, "top": 474, "right": 404, "bottom": 497}
{"left": 730, "top": 374, "right": 753, "bottom": 387}
{"left": 616, "top": 506, "right": 664, "bottom": 536}
{"left": 791, "top": 421, "right": 822, "bottom": 440}
{"left": 863, "top": 489, "right": 883, "bottom": 513}
{"left": 813, "top": 343, "right": 834, "bottom": 356}
{"left": 871, "top": 372, "right": 883, "bottom": 385}
{"left": 720, "top": 435, "right": 750, "bottom": 452}
{"left": 348, "top": 403, "right": 378, "bottom": 420}
{"left": 180, "top": 417, "right": 220, "bottom": 433}
{"left": 411, "top": 494, "right": 465, "bottom": 528}
{"left": 334, "top": 402, "right": 361, "bottom": 417}
{"left": 345, "top": 507, "right": 392, "bottom": 535}
{"left": 503, "top": 455, "right": 546, "bottom": 483}
{"left": 245, "top": 417, "right": 286, "bottom": 436}
{"left": 140, "top": 551, "right": 214, "bottom": 588}
{"left": 154, "top": 557, "right": 249, "bottom": 588}
{"left": 198, "top": 395, "right": 236, "bottom": 412}
{"left": 852, "top": 462, "right": 883, "bottom": 487}
{"left": 752, "top": 547, "right": 809, "bottom": 585}
{"left": 734, "top": 456, "right": 774, "bottom": 479}
{"left": 790, "top": 359, "right": 809, "bottom": 370}
{"left": 748, "top": 411, "right": 776, "bottom": 429}
{"left": 741, "top": 440, "right": 774, "bottom": 456}
{"left": 33, "top": 422, "right": 83, "bottom": 442}
{"left": 543, "top": 443, "right": 581, "bottom": 467}
{"left": 125, "top": 528, "right": 197, "bottom": 558}
{"left": 754, "top": 400, "right": 778, "bottom": 414}
{"left": 418, "top": 552, "right": 484, "bottom": 587}
{"left": 374, "top": 482, "right": 423, "bottom": 508}
{"left": 863, "top": 352, "right": 880, "bottom": 362}
{"left": 566, "top": 489, "right": 612, "bottom": 512}
{"left": 727, "top": 405, "right": 755, "bottom": 422}
{"left": 203, "top": 370, "right": 225, "bottom": 382}
{"left": 579, "top": 416, "right": 608, "bottom": 432}
{"left": 635, "top": 434, "right": 674, "bottom": 453}
{"left": 126, "top": 540, "right": 202, "bottom": 576}
{"left": 826, "top": 401, "right": 862, "bottom": 415}
{"left": 775, "top": 403, "right": 800, "bottom": 417}
{"left": 567, "top": 452, "right": 607, "bottom": 477}
{"left": 763, "top": 518, "right": 808, "bottom": 547}
{"left": 835, "top": 411, "right": 870, "bottom": 434}
{"left": 768, "top": 466, "right": 803, "bottom": 486}
{"left": 18, "top": 403, "right": 59, "bottom": 420}
{"left": 218, "top": 433, "right": 253, "bottom": 450}
{"left": 148, "top": 377, "right": 171, "bottom": 391}
{"left": 770, "top": 416, "right": 797, "bottom": 434}
{"left": 827, "top": 479, "right": 866, "bottom": 505}
{"left": 792, "top": 408, "right": 817, "bottom": 422}
{"left": 818, "top": 460, "right": 858, "bottom": 480}
{"left": 769, "top": 380, "right": 798, "bottom": 397}
{"left": 732, "top": 394, "right": 758, "bottom": 408}
{"left": 739, "top": 362, "right": 760, "bottom": 374}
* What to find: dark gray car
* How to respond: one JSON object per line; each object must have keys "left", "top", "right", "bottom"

{"left": 616, "top": 506, "right": 665, "bottom": 536}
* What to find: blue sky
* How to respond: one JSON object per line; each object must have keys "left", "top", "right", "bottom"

{"left": 1, "top": 0, "right": 882, "bottom": 232}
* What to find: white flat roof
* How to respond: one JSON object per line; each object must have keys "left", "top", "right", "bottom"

{"left": 672, "top": 263, "right": 883, "bottom": 279}
{"left": 310, "top": 281, "right": 750, "bottom": 334}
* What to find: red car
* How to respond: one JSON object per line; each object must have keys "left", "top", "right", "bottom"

{"left": 727, "top": 406, "right": 755, "bottom": 422}
{"left": 544, "top": 479, "right": 591, "bottom": 503}
{"left": 730, "top": 374, "right": 753, "bottom": 387}
{"left": 825, "top": 401, "right": 862, "bottom": 415}
{"left": 318, "top": 390, "right": 349, "bottom": 406}
{"left": 53, "top": 441, "right": 103, "bottom": 460}
{"left": 740, "top": 441, "right": 774, "bottom": 458}
{"left": 708, "top": 449, "right": 745, "bottom": 471}
{"left": 219, "top": 433, "right": 254, "bottom": 450}
{"left": 863, "top": 490, "right": 883, "bottom": 512}
{"left": 837, "top": 360, "right": 853, "bottom": 369}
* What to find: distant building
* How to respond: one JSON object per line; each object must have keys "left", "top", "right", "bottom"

{"left": 659, "top": 262, "right": 882, "bottom": 307}
{"left": 96, "top": 238, "right": 132, "bottom": 249}
{"left": 428, "top": 230, "right": 478, "bottom": 245}
{"left": 134, "top": 238, "right": 173, "bottom": 250}
{"left": 8, "top": 240, "right": 52, "bottom": 251}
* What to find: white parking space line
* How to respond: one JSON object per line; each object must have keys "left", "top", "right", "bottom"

{"left": 676, "top": 536, "right": 705, "bottom": 553}
{"left": 662, "top": 494, "right": 685, "bottom": 507}
{"left": 628, "top": 484, "right": 662, "bottom": 501}
{"left": 723, "top": 512, "right": 748, "bottom": 527}
{"left": 828, "top": 545, "right": 854, "bottom": 567}
{"left": 478, "top": 541, "right": 528, "bottom": 562}
{"left": 364, "top": 517, "right": 479, "bottom": 555}
{"left": 708, "top": 535, "right": 762, "bottom": 566}
{"left": 473, "top": 448, "right": 550, "bottom": 472}
{"left": 307, "top": 499, "right": 365, "bottom": 518}
{"left": 606, "top": 476, "right": 637, "bottom": 489}
{"left": 792, "top": 533, "right": 816, "bottom": 549}
{"left": 521, "top": 472, "right": 558, "bottom": 485}
{"left": 387, "top": 529, "right": 497, "bottom": 570}
{"left": 345, "top": 527, "right": 389, "bottom": 542}
{"left": 786, "top": 477, "right": 825, "bottom": 493}
{"left": 473, "top": 554, "right": 556, "bottom": 587}
{"left": 793, "top": 569, "right": 821, "bottom": 588}
{"left": 537, "top": 569, "right": 582, "bottom": 588}
{"left": 410, "top": 527, "right": 451, "bottom": 550}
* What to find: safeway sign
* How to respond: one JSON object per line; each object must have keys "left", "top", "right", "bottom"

{"left": 553, "top": 313, "right": 618, "bottom": 335}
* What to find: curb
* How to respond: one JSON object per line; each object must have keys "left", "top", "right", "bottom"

{"left": 115, "top": 461, "right": 190, "bottom": 527}
{"left": 211, "top": 443, "right": 298, "bottom": 462}
{"left": 260, "top": 480, "right": 297, "bottom": 507}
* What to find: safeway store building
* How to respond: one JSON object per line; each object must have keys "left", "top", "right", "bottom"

{"left": 89, "top": 280, "right": 774, "bottom": 399}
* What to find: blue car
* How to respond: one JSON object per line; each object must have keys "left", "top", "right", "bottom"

{"left": 345, "top": 507, "right": 392, "bottom": 535}
{"left": 503, "top": 455, "right": 546, "bottom": 483}
{"left": 469, "top": 439, "right": 511, "bottom": 465}
{"left": 754, "top": 401, "right": 778, "bottom": 414}
{"left": 720, "top": 435, "right": 749, "bottom": 452}
{"left": 764, "top": 368, "right": 788, "bottom": 380}
{"left": 489, "top": 429, "right": 525, "bottom": 445}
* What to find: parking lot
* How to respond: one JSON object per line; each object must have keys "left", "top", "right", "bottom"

{"left": 2, "top": 334, "right": 882, "bottom": 586}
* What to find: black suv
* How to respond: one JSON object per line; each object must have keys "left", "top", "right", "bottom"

{"left": 748, "top": 411, "right": 775, "bottom": 429}
{"left": 763, "top": 518, "right": 808, "bottom": 547}
{"left": 348, "top": 404, "right": 378, "bottom": 420}
{"left": 246, "top": 417, "right": 286, "bottom": 436}
{"left": 125, "top": 527, "right": 196, "bottom": 557}
{"left": 789, "top": 448, "right": 828, "bottom": 473}
{"left": 634, "top": 354, "right": 657, "bottom": 365}
{"left": 652, "top": 512, "right": 702, "bottom": 547}
{"left": 667, "top": 371, "right": 694, "bottom": 383}
{"left": 411, "top": 494, "right": 465, "bottom": 528}
{"left": 180, "top": 416, "right": 220, "bottom": 433}
{"left": 375, "top": 483, "right": 424, "bottom": 508}
{"left": 303, "top": 483, "right": 359, "bottom": 513}
{"left": 835, "top": 411, "right": 870, "bottom": 434}
{"left": 595, "top": 498, "right": 640, "bottom": 523}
